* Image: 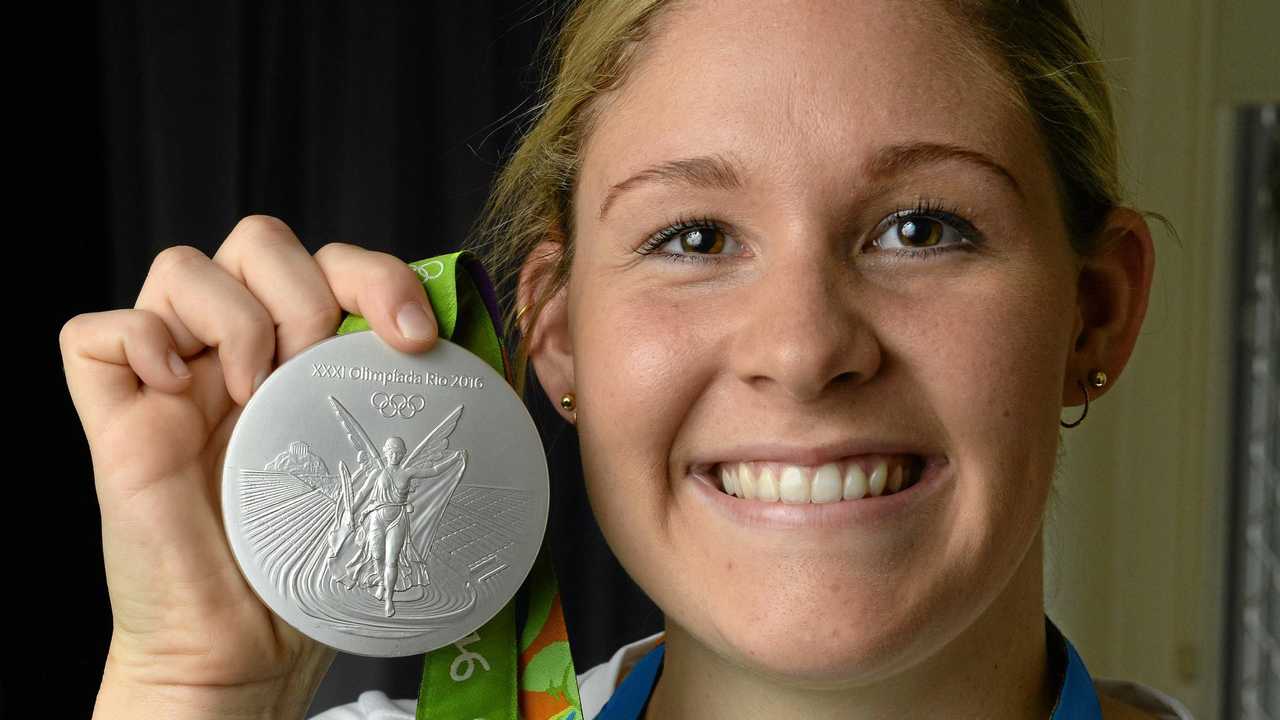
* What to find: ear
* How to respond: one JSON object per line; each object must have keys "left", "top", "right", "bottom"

{"left": 517, "top": 238, "right": 575, "bottom": 422}
{"left": 1064, "top": 206, "right": 1156, "bottom": 407}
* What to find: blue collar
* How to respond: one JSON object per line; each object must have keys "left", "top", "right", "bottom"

{"left": 596, "top": 616, "right": 1101, "bottom": 719}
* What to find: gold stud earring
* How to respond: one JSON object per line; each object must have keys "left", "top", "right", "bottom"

{"left": 1061, "top": 369, "right": 1108, "bottom": 429}
{"left": 560, "top": 392, "right": 577, "bottom": 424}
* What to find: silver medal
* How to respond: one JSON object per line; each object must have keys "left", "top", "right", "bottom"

{"left": 221, "top": 332, "right": 548, "bottom": 657}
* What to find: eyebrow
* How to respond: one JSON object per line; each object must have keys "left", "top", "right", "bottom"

{"left": 597, "top": 141, "right": 1023, "bottom": 220}
{"left": 864, "top": 141, "right": 1024, "bottom": 201}
{"left": 598, "top": 154, "right": 743, "bottom": 220}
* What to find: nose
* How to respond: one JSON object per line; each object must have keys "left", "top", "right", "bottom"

{"left": 729, "top": 252, "right": 881, "bottom": 403}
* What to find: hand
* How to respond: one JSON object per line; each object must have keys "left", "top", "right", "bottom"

{"left": 60, "top": 215, "right": 440, "bottom": 719}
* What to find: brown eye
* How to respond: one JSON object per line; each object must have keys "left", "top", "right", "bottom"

{"left": 639, "top": 220, "right": 743, "bottom": 263}
{"left": 872, "top": 212, "right": 967, "bottom": 253}
{"left": 896, "top": 218, "right": 942, "bottom": 247}
{"left": 680, "top": 227, "right": 726, "bottom": 254}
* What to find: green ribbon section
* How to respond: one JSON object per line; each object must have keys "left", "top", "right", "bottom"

{"left": 335, "top": 250, "right": 582, "bottom": 720}
{"left": 336, "top": 253, "right": 505, "bottom": 377}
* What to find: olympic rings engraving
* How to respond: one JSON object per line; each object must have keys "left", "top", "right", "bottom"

{"left": 371, "top": 392, "right": 427, "bottom": 419}
{"left": 411, "top": 259, "right": 446, "bottom": 282}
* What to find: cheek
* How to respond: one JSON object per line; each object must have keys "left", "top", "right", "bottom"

{"left": 958, "top": 277, "right": 1070, "bottom": 455}
{"left": 900, "top": 265, "right": 1074, "bottom": 547}
{"left": 572, "top": 280, "right": 723, "bottom": 560}
{"left": 580, "top": 299, "right": 698, "bottom": 431}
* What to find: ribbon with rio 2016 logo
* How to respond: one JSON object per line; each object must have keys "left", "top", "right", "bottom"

{"left": 337, "top": 251, "right": 583, "bottom": 720}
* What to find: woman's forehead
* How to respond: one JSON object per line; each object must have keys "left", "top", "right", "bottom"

{"left": 578, "top": 0, "right": 1051, "bottom": 214}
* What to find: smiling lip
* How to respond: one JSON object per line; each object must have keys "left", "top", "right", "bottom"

{"left": 688, "top": 457, "right": 951, "bottom": 531}
{"left": 686, "top": 439, "right": 938, "bottom": 477}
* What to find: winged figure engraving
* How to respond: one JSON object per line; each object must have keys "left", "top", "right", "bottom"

{"left": 324, "top": 395, "right": 468, "bottom": 616}
{"left": 236, "top": 391, "right": 537, "bottom": 639}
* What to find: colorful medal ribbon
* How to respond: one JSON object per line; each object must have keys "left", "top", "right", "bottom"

{"left": 336, "top": 251, "right": 583, "bottom": 720}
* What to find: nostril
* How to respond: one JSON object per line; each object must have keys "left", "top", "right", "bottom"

{"left": 832, "top": 370, "right": 860, "bottom": 386}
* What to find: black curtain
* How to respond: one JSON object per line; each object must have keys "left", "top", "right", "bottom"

{"left": 44, "top": 2, "right": 661, "bottom": 715}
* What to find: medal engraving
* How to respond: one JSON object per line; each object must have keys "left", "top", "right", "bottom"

{"left": 370, "top": 392, "right": 427, "bottom": 418}
{"left": 223, "top": 333, "right": 548, "bottom": 656}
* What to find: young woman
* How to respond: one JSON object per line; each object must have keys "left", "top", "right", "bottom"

{"left": 62, "top": 0, "right": 1196, "bottom": 717}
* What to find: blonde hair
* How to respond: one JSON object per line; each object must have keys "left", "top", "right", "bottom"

{"left": 463, "top": 0, "right": 1170, "bottom": 398}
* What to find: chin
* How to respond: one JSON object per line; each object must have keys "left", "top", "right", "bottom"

{"left": 695, "top": 586, "right": 958, "bottom": 689}
{"left": 717, "top": 616, "right": 936, "bottom": 688}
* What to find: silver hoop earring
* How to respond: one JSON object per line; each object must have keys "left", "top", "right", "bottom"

{"left": 1060, "top": 370, "right": 1108, "bottom": 429}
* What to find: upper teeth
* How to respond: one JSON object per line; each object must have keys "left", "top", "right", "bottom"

{"left": 717, "top": 458, "right": 914, "bottom": 503}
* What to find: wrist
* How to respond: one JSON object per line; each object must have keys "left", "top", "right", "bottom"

{"left": 94, "top": 642, "right": 335, "bottom": 720}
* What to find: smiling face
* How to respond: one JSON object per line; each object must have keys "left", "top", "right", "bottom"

{"left": 538, "top": 0, "right": 1085, "bottom": 684}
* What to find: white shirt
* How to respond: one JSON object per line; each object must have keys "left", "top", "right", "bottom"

{"left": 309, "top": 631, "right": 1197, "bottom": 719}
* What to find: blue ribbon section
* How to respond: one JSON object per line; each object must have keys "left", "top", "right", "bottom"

{"left": 1049, "top": 617, "right": 1104, "bottom": 719}
{"left": 594, "top": 642, "right": 664, "bottom": 720}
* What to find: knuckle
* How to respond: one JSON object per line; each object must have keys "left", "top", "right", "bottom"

{"left": 234, "top": 213, "right": 293, "bottom": 236}
{"left": 225, "top": 214, "right": 298, "bottom": 253}
{"left": 223, "top": 309, "right": 277, "bottom": 359}
{"left": 292, "top": 298, "right": 343, "bottom": 336}
{"left": 58, "top": 314, "right": 88, "bottom": 351}
{"left": 59, "top": 310, "right": 166, "bottom": 357}
{"left": 150, "top": 245, "right": 208, "bottom": 278}
{"left": 367, "top": 254, "right": 416, "bottom": 291}
{"left": 120, "top": 309, "right": 164, "bottom": 343}
{"left": 248, "top": 306, "right": 280, "bottom": 346}
{"left": 313, "top": 241, "right": 355, "bottom": 263}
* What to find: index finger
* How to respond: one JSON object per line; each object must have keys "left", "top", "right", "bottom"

{"left": 211, "top": 215, "right": 343, "bottom": 363}
{"left": 312, "top": 242, "right": 439, "bottom": 354}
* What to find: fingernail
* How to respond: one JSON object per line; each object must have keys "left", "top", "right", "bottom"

{"left": 396, "top": 302, "right": 436, "bottom": 342}
{"left": 167, "top": 350, "right": 191, "bottom": 379}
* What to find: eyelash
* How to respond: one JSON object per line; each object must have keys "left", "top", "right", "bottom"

{"left": 635, "top": 215, "right": 729, "bottom": 265}
{"left": 634, "top": 198, "right": 985, "bottom": 264}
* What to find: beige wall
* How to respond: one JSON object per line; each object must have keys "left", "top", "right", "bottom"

{"left": 1047, "top": 2, "right": 1279, "bottom": 718}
